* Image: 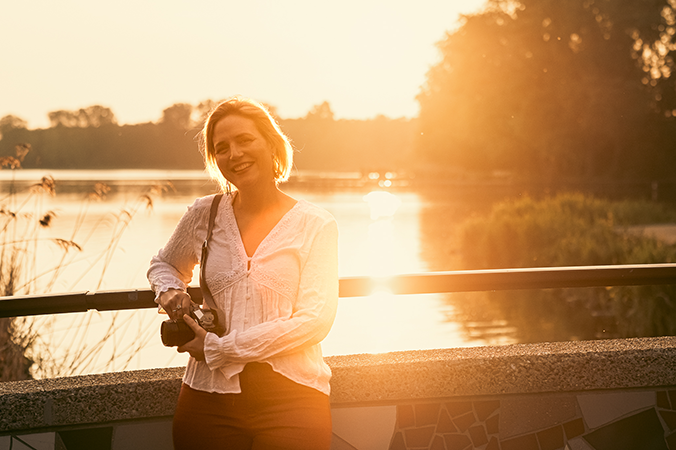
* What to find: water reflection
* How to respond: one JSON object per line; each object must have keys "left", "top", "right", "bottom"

{"left": 363, "top": 190, "right": 401, "bottom": 220}
{"left": 364, "top": 191, "right": 401, "bottom": 278}
{"left": 319, "top": 189, "right": 477, "bottom": 356}
{"left": 1, "top": 171, "right": 514, "bottom": 377}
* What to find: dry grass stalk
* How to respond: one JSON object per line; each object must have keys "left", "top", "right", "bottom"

{"left": 0, "top": 149, "right": 171, "bottom": 380}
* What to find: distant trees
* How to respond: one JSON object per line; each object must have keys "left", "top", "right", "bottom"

{"left": 305, "top": 101, "right": 335, "bottom": 121}
{"left": 0, "top": 101, "right": 416, "bottom": 172}
{"left": 48, "top": 105, "right": 117, "bottom": 128}
{"left": 283, "top": 101, "right": 415, "bottom": 173}
{"left": 0, "top": 115, "right": 27, "bottom": 143}
{"left": 0, "top": 115, "right": 27, "bottom": 132}
{"left": 0, "top": 103, "right": 203, "bottom": 169}
{"left": 159, "top": 103, "right": 193, "bottom": 131}
{"left": 417, "top": 0, "right": 676, "bottom": 180}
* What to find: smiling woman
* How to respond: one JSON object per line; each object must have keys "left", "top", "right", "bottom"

{"left": 147, "top": 97, "right": 339, "bottom": 449}
{"left": 212, "top": 116, "right": 277, "bottom": 192}
{"left": 202, "top": 97, "right": 294, "bottom": 193}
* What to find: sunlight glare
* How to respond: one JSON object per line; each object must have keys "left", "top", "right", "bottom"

{"left": 364, "top": 190, "right": 401, "bottom": 220}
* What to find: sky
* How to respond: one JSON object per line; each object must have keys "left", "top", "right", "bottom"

{"left": 1, "top": 0, "right": 486, "bottom": 129}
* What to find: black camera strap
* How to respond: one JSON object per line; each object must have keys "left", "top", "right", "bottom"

{"left": 199, "top": 193, "right": 224, "bottom": 313}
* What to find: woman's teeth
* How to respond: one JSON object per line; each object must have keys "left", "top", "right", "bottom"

{"left": 233, "top": 162, "right": 253, "bottom": 172}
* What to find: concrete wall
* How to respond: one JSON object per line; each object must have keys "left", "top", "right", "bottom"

{"left": 2, "top": 337, "right": 676, "bottom": 450}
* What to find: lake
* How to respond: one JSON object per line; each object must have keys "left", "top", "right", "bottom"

{"left": 0, "top": 169, "right": 515, "bottom": 378}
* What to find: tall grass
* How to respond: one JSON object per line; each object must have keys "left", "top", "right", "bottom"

{"left": 0, "top": 145, "right": 170, "bottom": 380}
{"left": 454, "top": 193, "right": 676, "bottom": 343}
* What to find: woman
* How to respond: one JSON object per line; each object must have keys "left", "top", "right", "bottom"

{"left": 147, "top": 97, "right": 338, "bottom": 449}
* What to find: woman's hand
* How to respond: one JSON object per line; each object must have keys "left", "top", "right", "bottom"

{"left": 177, "top": 314, "right": 207, "bottom": 361}
{"left": 158, "top": 289, "right": 192, "bottom": 321}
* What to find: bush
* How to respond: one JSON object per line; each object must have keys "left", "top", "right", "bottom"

{"left": 455, "top": 193, "right": 676, "bottom": 342}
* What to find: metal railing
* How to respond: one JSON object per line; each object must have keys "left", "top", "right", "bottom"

{"left": 2, "top": 263, "right": 676, "bottom": 318}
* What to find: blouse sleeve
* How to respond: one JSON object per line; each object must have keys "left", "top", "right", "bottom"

{"left": 147, "top": 198, "right": 208, "bottom": 300}
{"left": 203, "top": 217, "right": 339, "bottom": 367}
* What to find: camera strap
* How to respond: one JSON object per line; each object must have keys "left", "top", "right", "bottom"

{"left": 199, "top": 194, "right": 224, "bottom": 313}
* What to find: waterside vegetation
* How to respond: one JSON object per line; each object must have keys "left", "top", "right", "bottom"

{"left": 441, "top": 193, "right": 676, "bottom": 344}
{"left": 5, "top": 0, "right": 676, "bottom": 377}
{"left": 0, "top": 146, "right": 168, "bottom": 381}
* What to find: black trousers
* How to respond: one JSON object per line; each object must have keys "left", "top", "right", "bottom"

{"left": 172, "top": 363, "right": 332, "bottom": 450}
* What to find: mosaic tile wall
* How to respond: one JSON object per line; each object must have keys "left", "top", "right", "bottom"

{"left": 329, "top": 388, "right": 676, "bottom": 450}
{"left": 3, "top": 388, "right": 676, "bottom": 449}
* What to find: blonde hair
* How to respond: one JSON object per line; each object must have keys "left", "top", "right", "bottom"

{"left": 201, "top": 97, "right": 294, "bottom": 193}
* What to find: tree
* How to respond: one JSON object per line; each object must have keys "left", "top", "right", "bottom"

{"left": 80, "top": 105, "right": 117, "bottom": 127}
{"left": 48, "top": 110, "right": 78, "bottom": 127}
{"left": 305, "top": 101, "right": 335, "bottom": 121}
{"left": 417, "top": 0, "right": 673, "bottom": 180}
{"left": 194, "top": 99, "right": 219, "bottom": 128}
{"left": 0, "top": 115, "right": 27, "bottom": 140}
{"left": 159, "top": 103, "right": 194, "bottom": 131}
{"left": 0, "top": 100, "right": 415, "bottom": 171}
{"left": 48, "top": 105, "right": 117, "bottom": 128}
{"left": 0, "top": 115, "right": 27, "bottom": 131}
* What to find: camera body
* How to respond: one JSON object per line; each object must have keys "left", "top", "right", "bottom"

{"left": 160, "top": 302, "right": 225, "bottom": 347}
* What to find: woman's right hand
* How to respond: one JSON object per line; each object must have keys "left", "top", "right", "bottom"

{"left": 158, "top": 289, "right": 192, "bottom": 321}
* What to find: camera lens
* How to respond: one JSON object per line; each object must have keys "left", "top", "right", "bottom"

{"left": 160, "top": 320, "right": 195, "bottom": 347}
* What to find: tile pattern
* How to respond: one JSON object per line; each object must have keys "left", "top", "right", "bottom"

{"left": 388, "top": 400, "right": 500, "bottom": 450}
{"left": 4, "top": 389, "right": 676, "bottom": 450}
{"left": 383, "top": 389, "right": 676, "bottom": 450}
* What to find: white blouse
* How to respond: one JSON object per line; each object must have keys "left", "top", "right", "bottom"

{"left": 147, "top": 194, "right": 339, "bottom": 395}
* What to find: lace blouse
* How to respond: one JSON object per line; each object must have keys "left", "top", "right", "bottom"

{"left": 147, "top": 194, "right": 339, "bottom": 395}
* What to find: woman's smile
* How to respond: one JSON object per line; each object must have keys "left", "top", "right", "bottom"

{"left": 232, "top": 161, "right": 254, "bottom": 172}
{"left": 212, "top": 115, "right": 275, "bottom": 190}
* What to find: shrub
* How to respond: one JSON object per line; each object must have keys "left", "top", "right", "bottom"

{"left": 455, "top": 193, "right": 676, "bottom": 342}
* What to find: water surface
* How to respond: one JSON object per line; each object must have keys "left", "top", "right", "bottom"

{"left": 0, "top": 170, "right": 510, "bottom": 377}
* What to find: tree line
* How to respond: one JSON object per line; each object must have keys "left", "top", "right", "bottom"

{"left": 417, "top": 0, "right": 676, "bottom": 181}
{"left": 5, "top": 0, "right": 676, "bottom": 182}
{"left": 0, "top": 101, "right": 416, "bottom": 174}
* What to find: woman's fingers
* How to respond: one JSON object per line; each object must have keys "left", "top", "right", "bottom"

{"left": 160, "top": 290, "right": 192, "bottom": 320}
{"left": 177, "top": 315, "right": 206, "bottom": 361}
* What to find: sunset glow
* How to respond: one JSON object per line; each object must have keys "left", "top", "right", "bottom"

{"left": 0, "top": 0, "right": 486, "bottom": 128}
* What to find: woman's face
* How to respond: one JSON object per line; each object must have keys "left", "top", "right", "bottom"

{"left": 212, "top": 115, "right": 275, "bottom": 191}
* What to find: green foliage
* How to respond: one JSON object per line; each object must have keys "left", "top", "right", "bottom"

{"left": 417, "top": 0, "right": 676, "bottom": 180}
{"left": 459, "top": 193, "right": 676, "bottom": 268}
{"left": 159, "top": 103, "right": 194, "bottom": 131}
{"left": 0, "top": 102, "right": 417, "bottom": 172}
{"left": 284, "top": 116, "right": 417, "bottom": 173}
{"left": 305, "top": 101, "right": 335, "bottom": 121}
{"left": 48, "top": 105, "right": 117, "bottom": 128}
{"left": 0, "top": 115, "right": 28, "bottom": 138}
{"left": 455, "top": 193, "right": 676, "bottom": 342}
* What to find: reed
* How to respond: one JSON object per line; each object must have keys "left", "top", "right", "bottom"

{"left": 0, "top": 145, "right": 170, "bottom": 381}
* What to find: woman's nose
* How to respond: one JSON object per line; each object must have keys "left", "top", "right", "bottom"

{"left": 229, "top": 145, "right": 243, "bottom": 159}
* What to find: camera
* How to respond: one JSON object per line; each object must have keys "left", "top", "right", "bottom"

{"left": 160, "top": 302, "right": 225, "bottom": 347}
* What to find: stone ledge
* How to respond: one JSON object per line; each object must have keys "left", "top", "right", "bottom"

{"left": 0, "top": 367, "right": 185, "bottom": 433}
{"left": 326, "top": 336, "right": 676, "bottom": 404}
{"left": 1, "top": 337, "right": 676, "bottom": 434}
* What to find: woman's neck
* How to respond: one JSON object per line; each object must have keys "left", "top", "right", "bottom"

{"left": 232, "top": 181, "right": 288, "bottom": 214}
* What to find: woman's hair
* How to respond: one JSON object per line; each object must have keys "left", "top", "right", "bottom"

{"left": 200, "top": 97, "right": 294, "bottom": 192}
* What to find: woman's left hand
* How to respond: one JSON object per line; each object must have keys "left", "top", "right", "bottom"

{"left": 177, "top": 315, "right": 207, "bottom": 361}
